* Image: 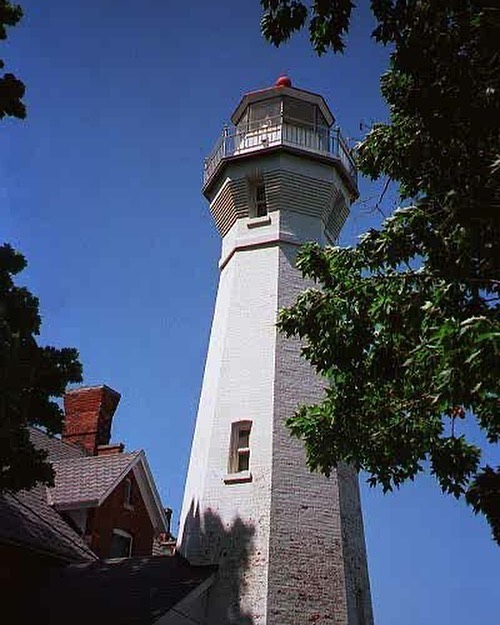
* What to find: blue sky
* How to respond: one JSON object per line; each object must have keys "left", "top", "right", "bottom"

{"left": 2, "top": 1, "right": 498, "bottom": 622}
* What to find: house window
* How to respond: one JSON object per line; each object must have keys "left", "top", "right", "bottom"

{"left": 124, "top": 477, "right": 133, "bottom": 508}
{"left": 229, "top": 421, "right": 252, "bottom": 474}
{"left": 110, "top": 529, "right": 133, "bottom": 558}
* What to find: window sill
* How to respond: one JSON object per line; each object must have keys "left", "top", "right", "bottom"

{"left": 247, "top": 215, "right": 271, "bottom": 229}
{"left": 223, "top": 471, "right": 253, "bottom": 484}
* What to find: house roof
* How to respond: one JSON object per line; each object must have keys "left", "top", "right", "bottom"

{"left": 0, "top": 426, "right": 168, "bottom": 563}
{"left": 48, "top": 447, "right": 169, "bottom": 532}
{"left": 1, "top": 427, "right": 166, "bottom": 563}
{"left": 0, "top": 484, "right": 96, "bottom": 563}
{"left": 48, "top": 450, "right": 142, "bottom": 508}
{"left": 29, "top": 426, "right": 88, "bottom": 461}
{"left": 0, "top": 429, "right": 97, "bottom": 562}
{"left": 24, "top": 554, "right": 216, "bottom": 625}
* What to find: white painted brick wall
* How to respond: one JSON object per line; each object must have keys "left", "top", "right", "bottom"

{"left": 178, "top": 150, "right": 373, "bottom": 625}
{"left": 178, "top": 229, "right": 279, "bottom": 623}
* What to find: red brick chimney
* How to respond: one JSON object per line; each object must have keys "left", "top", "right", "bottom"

{"left": 62, "top": 385, "right": 121, "bottom": 455}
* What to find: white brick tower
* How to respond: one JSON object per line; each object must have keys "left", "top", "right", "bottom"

{"left": 177, "top": 77, "right": 373, "bottom": 625}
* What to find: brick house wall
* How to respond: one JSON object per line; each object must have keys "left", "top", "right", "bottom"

{"left": 86, "top": 470, "right": 155, "bottom": 558}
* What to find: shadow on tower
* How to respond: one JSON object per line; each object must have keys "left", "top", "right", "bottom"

{"left": 180, "top": 500, "right": 256, "bottom": 624}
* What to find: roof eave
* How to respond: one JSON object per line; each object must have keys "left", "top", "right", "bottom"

{"left": 0, "top": 532, "right": 95, "bottom": 564}
{"left": 52, "top": 499, "right": 99, "bottom": 511}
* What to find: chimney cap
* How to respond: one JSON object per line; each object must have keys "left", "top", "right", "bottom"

{"left": 65, "top": 384, "right": 121, "bottom": 399}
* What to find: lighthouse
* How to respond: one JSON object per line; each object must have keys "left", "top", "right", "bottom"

{"left": 177, "top": 77, "right": 373, "bottom": 625}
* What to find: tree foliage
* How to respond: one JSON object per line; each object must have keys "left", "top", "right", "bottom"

{"left": 0, "top": 1, "right": 25, "bottom": 119}
{"left": 260, "top": 1, "right": 500, "bottom": 541}
{"left": 0, "top": 7, "right": 82, "bottom": 493}
{"left": 0, "top": 245, "right": 83, "bottom": 492}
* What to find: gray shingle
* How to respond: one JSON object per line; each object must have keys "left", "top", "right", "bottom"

{"left": 29, "top": 427, "right": 87, "bottom": 461}
{"left": 49, "top": 451, "right": 141, "bottom": 508}
{"left": 0, "top": 428, "right": 97, "bottom": 562}
{"left": 25, "top": 554, "right": 216, "bottom": 625}
{"left": 0, "top": 485, "right": 95, "bottom": 562}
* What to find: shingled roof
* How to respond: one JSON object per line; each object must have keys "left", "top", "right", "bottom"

{"left": 25, "top": 554, "right": 217, "bottom": 625}
{"left": 0, "top": 429, "right": 98, "bottom": 562}
{"left": 48, "top": 451, "right": 142, "bottom": 508}
{"left": 29, "top": 426, "right": 87, "bottom": 461}
{"left": 0, "top": 486, "right": 96, "bottom": 563}
{"left": 0, "top": 426, "right": 170, "bottom": 566}
{"left": 2, "top": 424, "right": 215, "bottom": 625}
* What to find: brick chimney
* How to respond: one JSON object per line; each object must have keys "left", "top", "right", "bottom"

{"left": 62, "top": 385, "right": 121, "bottom": 455}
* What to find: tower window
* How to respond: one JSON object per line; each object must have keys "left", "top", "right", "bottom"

{"left": 237, "top": 428, "right": 250, "bottom": 471}
{"left": 228, "top": 421, "right": 252, "bottom": 474}
{"left": 255, "top": 183, "right": 267, "bottom": 217}
{"left": 248, "top": 179, "right": 268, "bottom": 219}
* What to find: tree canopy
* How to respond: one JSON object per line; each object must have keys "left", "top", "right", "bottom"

{"left": 260, "top": 1, "right": 500, "bottom": 542}
{"left": 0, "top": 4, "right": 83, "bottom": 493}
{"left": 0, "top": 246, "right": 83, "bottom": 492}
{"left": 0, "top": 1, "right": 25, "bottom": 119}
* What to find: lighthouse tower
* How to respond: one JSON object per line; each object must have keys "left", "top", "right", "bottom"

{"left": 178, "top": 77, "right": 373, "bottom": 625}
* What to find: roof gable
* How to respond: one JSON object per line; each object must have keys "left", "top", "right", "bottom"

{"left": 48, "top": 450, "right": 169, "bottom": 533}
{"left": 48, "top": 451, "right": 141, "bottom": 509}
{"left": 130, "top": 453, "right": 170, "bottom": 533}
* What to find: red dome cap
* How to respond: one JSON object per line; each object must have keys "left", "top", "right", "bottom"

{"left": 275, "top": 75, "right": 292, "bottom": 88}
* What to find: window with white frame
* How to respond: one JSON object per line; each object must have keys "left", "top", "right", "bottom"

{"left": 228, "top": 421, "right": 252, "bottom": 474}
{"left": 110, "top": 529, "right": 133, "bottom": 558}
